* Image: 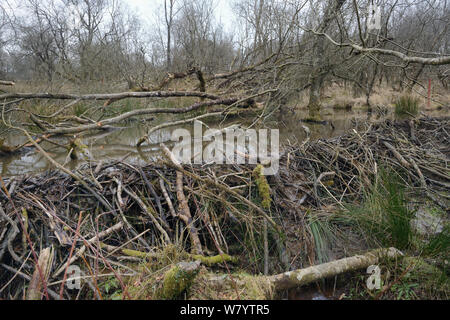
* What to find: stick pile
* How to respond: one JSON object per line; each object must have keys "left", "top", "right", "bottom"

{"left": 0, "top": 116, "right": 448, "bottom": 299}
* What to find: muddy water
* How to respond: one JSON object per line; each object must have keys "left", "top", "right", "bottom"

{"left": 0, "top": 107, "right": 446, "bottom": 176}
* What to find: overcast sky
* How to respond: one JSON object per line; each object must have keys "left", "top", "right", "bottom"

{"left": 2, "top": 0, "right": 236, "bottom": 33}
{"left": 124, "top": 0, "right": 235, "bottom": 32}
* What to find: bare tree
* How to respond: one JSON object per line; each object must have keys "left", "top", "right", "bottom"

{"left": 0, "top": 4, "right": 9, "bottom": 78}
{"left": 170, "top": 0, "right": 234, "bottom": 73}
{"left": 163, "top": 0, "right": 180, "bottom": 71}
{"left": 304, "top": 0, "right": 347, "bottom": 119}
{"left": 2, "top": 0, "right": 449, "bottom": 102}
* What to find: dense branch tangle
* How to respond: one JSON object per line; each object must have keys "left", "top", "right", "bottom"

{"left": 0, "top": 89, "right": 252, "bottom": 136}
{"left": 304, "top": 29, "right": 450, "bottom": 66}
{"left": 1, "top": 116, "right": 446, "bottom": 299}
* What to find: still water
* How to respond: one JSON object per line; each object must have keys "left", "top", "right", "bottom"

{"left": 0, "top": 107, "right": 445, "bottom": 176}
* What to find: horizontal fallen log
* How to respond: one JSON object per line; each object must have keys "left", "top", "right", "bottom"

{"left": 186, "top": 247, "right": 404, "bottom": 299}
{"left": 45, "top": 98, "right": 238, "bottom": 135}
{"left": 99, "top": 242, "right": 237, "bottom": 266}
{"left": 0, "top": 90, "right": 220, "bottom": 102}
{"left": 0, "top": 80, "right": 15, "bottom": 86}
{"left": 151, "top": 247, "right": 403, "bottom": 300}
{"left": 190, "top": 254, "right": 238, "bottom": 266}
{"left": 269, "top": 247, "right": 403, "bottom": 290}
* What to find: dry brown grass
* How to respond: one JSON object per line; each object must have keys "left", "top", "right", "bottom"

{"left": 319, "top": 83, "right": 449, "bottom": 112}
{"left": 6, "top": 79, "right": 449, "bottom": 114}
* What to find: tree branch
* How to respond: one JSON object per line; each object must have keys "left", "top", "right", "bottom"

{"left": 305, "top": 29, "right": 450, "bottom": 65}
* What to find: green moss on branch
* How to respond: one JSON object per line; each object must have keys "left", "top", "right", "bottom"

{"left": 191, "top": 254, "right": 238, "bottom": 266}
{"left": 157, "top": 261, "right": 201, "bottom": 299}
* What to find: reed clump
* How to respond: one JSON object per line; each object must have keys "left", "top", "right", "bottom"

{"left": 395, "top": 95, "right": 420, "bottom": 116}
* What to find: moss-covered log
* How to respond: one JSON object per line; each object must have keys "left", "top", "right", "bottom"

{"left": 100, "top": 242, "right": 238, "bottom": 266}
{"left": 253, "top": 165, "right": 271, "bottom": 210}
{"left": 190, "top": 254, "right": 238, "bottom": 266}
{"left": 188, "top": 248, "right": 404, "bottom": 299}
{"left": 269, "top": 247, "right": 403, "bottom": 290}
{"left": 157, "top": 261, "right": 201, "bottom": 299}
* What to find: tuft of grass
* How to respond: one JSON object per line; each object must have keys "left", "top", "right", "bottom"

{"left": 394, "top": 95, "right": 420, "bottom": 116}
{"left": 399, "top": 256, "right": 449, "bottom": 299}
{"left": 308, "top": 216, "right": 336, "bottom": 264}
{"left": 390, "top": 282, "right": 419, "bottom": 300}
{"left": 73, "top": 103, "right": 90, "bottom": 117}
{"left": 423, "top": 224, "right": 450, "bottom": 259}
{"left": 341, "top": 167, "right": 414, "bottom": 250}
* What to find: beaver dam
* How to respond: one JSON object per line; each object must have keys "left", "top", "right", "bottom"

{"left": 0, "top": 116, "right": 448, "bottom": 300}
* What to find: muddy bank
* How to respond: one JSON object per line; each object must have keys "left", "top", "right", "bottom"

{"left": 0, "top": 116, "right": 448, "bottom": 300}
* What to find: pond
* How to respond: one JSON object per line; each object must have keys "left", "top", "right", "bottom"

{"left": 0, "top": 106, "right": 446, "bottom": 177}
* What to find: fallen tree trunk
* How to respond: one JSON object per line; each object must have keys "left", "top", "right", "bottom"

{"left": 44, "top": 98, "right": 238, "bottom": 135}
{"left": 0, "top": 80, "right": 15, "bottom": 86}
{"left": 185, "top": 247, "right": 403, "bottom": 300}
{"left": 0, "top": 90, "right": 220, "bottom": 102}
{"left": 269, "top": 247, "right": 403, "bottom": 290}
